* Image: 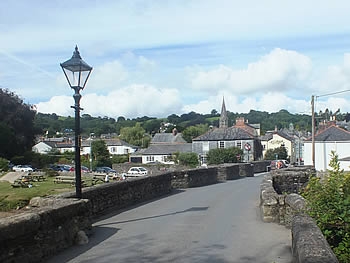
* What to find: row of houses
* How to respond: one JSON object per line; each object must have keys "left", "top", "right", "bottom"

{"left": 32, "top": 99, "right": 350, "bottom": 171}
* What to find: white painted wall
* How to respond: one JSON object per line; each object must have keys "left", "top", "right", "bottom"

{"left": 304, "top": 141, "right": 350, "bottom": 171}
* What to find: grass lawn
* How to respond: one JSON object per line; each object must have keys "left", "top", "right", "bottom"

{"left": 0, "top": 173, "right": 99, "bottom": 211}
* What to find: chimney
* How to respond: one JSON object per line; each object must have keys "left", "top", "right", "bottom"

{"left": 172, "top": 128, "right": 178, "bottom": 136}
{"left": 236, "top": 117, "right": 245, "bottom": 126}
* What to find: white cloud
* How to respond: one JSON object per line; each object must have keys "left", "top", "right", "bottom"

{"left": 182, "top": 92, "right": 311, "bottom": 115}
{"left": 36, "top": 96, "right": 73, "bottom": 116}
{"left": 311, "top": 53, "right": 350, "bottom": 94}
{"left": 36, "top": 84, "right": 182, "bottom": 119}
{"left": 190, "top": 48, "right": 312, "bottom": 94}
{"left": 87, "top": 60, "right": 128, "bottom": 93}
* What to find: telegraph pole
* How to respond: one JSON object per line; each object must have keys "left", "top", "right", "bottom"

{"left": 311, "top": 95, "right": 315, "bottom": 168}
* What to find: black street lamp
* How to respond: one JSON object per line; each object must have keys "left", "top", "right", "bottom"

{"left": 60, "top": 46, "right": 92, "bottom": 198}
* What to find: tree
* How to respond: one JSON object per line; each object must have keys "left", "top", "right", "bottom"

{"left": 182, "top": 124, "right": 209, "bottom": 142}
{"left": 92, "top": 140, "right": 111, "bottom": 167}
{"left": 119, "top": 123, "right": 147, "bottom": 147}
{"left": 177, "top": 152, "right": 199, "bottom": 167}
{"left": 207, "top": 147, "right": 243, "bottom": 165}
{"left": 264, "top": 146, "right": 288, "bottom": 161}
{"left": 0, "top": 89, "right": 36, "bottom": 159}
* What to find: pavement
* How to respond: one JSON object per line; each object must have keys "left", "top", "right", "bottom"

{"left": 0, "top": 171, "right": 27, "bottom": 183}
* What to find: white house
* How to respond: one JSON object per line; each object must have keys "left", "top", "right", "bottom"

{"left": 32, "top": 140, "right": 74, "bottom": 154}
{"left": 33, "top": 137, "right": 138, "bottom": 156}
{"left": 304, "top": 125, "right": 350, "bottom": 171}
{"left": 260, "top": 131, "right": 294, "bottom": 161}
{"left": 81, "top": 138, "right": 138, "bottom": 156}
{"left": 192, "top": 100, "right": 260, "bottom": 164}
{"left": 130, "top": 128, "right": 191, "bottom": 164}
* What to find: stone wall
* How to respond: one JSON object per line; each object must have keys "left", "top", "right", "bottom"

{"left": 0, "top": 198, "right": 91, "bottom": 263}
{"left": 259, "top": 167, "right": 338, "bottom": 262}
{"left": 252, "top": 160, "right": 271, "bottom": 173}
{"left": 272, "top": 166, "right": 314, "bottom": 194}
{"left": 292, "top": 215, "right": 338, "bottom": 263}
{"left": 217, "top": 164, "right": 240, "bottom": 181}
{"left": 60, "top": 173, "right": 173, "bottom": 218}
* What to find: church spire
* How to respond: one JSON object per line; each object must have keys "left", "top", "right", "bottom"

{"left": 219, "top": 97, "right": 228, "bottom": 128}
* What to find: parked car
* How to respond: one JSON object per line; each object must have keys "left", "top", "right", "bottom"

{"left": 81, "top": 166, "right": 90, "bottom": 173}
{"left": 12, "top": 165, "right": 33, "bottom": 172}
{"left": 70, "top": 165, "right": 90, "bottom": 173}
{"left": 95, "top": 167, "right": 117, "bottom": 174}
{"left": 126, "top": 167, "right": 148, "bottom": 177}
{"left": 49, "top": 164, "right": 72, "bottom": 172}
{"left": 270, "top": 160, "right": 289, "bottom": 170}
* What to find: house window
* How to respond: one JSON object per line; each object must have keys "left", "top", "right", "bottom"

{"left": 237, "top": 141, "right": 242, "bottom": 149}
{"left": 124, "top": 148, "right": 130, "bottom": 154}
{"left": 146, "top": 156, "right": 154, "bottom": 162}
{"left": 219, "top": 141, "right": 225, "bottom": 148}
{"left": 110, "top": 147, "right": 115, "bottom": 153}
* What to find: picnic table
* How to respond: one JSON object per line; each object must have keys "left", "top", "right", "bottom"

{"left": 91, "top": 174, "right": 107, "bottom": 185}
{"left": 31, "top": 174, "right": 46, "bottom": 181}
{"left": 54, "top": 175, "right": 86, "bottom": 187}
{"left": 11, "top": 174, "right": 46, "bottom": 188}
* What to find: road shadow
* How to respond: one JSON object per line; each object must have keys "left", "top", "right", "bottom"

{"left": 46, "top": 226, "right": 119, "bottom": 263}
{"left": 92, "top": 188, "right": 186, "bottom": 223}
{"left": 95, "top": 206, "right": 209, "bottom": 227}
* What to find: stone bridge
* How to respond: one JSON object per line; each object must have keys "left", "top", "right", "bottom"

{"left": 0, "top": 162, "right": 338, "bottom": 262}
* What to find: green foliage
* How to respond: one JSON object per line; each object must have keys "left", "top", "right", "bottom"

{"left": 110, "top": 154, "right": 129, "bottom": 164}
{"left": 302, "top": 151, "right": 350, "bottom": 262}
{"left": 0, "top": 158, "right": 9, "bottom": 171}
{"left": 207, "top": 147, "right": 243, "bottom": 165}
{"left": 92, "top": 140, "right": 111, "bottom": 167}
{"left": 177, "top": 152, "right": 199, "bottom": 167}
{"left": 34, "top": 108, "right": 319, "bottom": 142}
{"left": 119, "top": 123, "right": 148, "bottom": 147}
{"left": 264, "top": 146, "right": 288, "bottom": 160}
{"left": 182, "top": 124, "right": 210, "bottom": 142}
{"left": 0, "top": 88, "right": 36, "bottom": 159}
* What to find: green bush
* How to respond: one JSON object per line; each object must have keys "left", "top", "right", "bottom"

{"left": 0, "top": 157, "right": 9, "bottom": 172}
{"left": 177, "top": 152, "right": 199, "bottom": 167}
{"left": 207, "top": 147, "right": 243, "bottom": 165}
{"left": 302, "top": 151, "right": 350, "bottom": 262}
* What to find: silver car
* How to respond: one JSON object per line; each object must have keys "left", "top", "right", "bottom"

{"left": 127, "top": 167, "right": 148, "bottom": 177}
{"left": 12, "top": 165, "right": 33, "bottom": 172}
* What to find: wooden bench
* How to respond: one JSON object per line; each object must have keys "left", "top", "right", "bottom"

{"left": 54, "top": 176, "right": 87, "bottom": 187}
{"left": 54, "top": 176, "right": 75, "bottom": 184}
{"left": 32, "top": 174, "right": 46, "bottom": 181}
{"left": 11, "top": 180, "right": 31, "bottom": 188}
{"left": 91, "top": 175, "right": 106, "bottom": 185}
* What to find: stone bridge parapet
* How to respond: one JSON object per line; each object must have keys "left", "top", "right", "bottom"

{"left": 260, "top": 167, "right": 338, "bottom": 262}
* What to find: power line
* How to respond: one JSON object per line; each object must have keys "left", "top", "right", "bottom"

{"left": 316, "top": 89, "right": 350, "bottom": 98}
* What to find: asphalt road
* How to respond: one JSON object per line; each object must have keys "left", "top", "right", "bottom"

{"left": 48, "top": 173, "right": 292, "bottom": 263}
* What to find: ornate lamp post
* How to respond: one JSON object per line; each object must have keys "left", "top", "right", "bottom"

{"left": 60, "top": 46, "right": 92, "bottom": 198}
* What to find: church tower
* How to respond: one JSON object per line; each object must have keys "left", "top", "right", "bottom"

{"left": 219, "top": 97, "right": 228, "bottom": 128}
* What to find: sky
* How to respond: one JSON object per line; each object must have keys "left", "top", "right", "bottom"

{"left": 2, "top": 0, "right": 350, "bottom": 119}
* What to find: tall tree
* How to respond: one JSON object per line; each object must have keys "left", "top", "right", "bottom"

{"left": 0, "top": 89, "right": 36, "bottom": 159}
{"left": 182, "top": 124, "right": 210, "bottom": 142}
{"left": 119, "top": 123, "right": 147, "bottom": 147}
{"left": 91, "top": 140, "right": 111, "bottom": 167}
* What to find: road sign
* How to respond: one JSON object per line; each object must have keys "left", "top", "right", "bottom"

{"left": 244, "top": 143, "right": 251, "bottom": 151}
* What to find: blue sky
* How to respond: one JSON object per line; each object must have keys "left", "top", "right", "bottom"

{"left": 1, "top": 0, "right": 350, "bottom": 119}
